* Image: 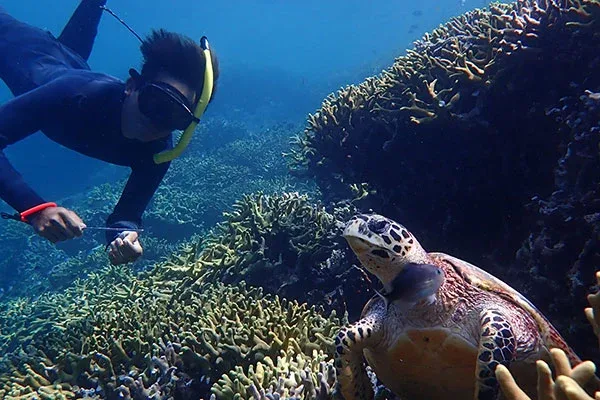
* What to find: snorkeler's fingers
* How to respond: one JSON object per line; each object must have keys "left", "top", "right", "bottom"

{"left": 120, "top": 240, "right": 137, "bottom": 260}
{"left": 496, "top": 364, "right": 531, "bottom": 400}
{"left": 48, "top": 218, "right": 70, "bottom": 241}
{"left": 121, "top": 237, "right": 143, "bottom": 261}
{"left": 108, "top": 238, "right": 125, "bottom": 264}
{"left": 59, "top": 209, "right": 85, "bottom": 236}
{"left": 39, "top": 228, "right": 62, "bottom": 244}
{"left": 107, "top": 248, "right": 119, "bottom": 265}
{"left": 123, "top": 231, "right": 138, "bottom": 243}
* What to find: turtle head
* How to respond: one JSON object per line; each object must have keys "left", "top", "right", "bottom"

{"left": 343, "top": 214, "right": 430, "bottom": 289}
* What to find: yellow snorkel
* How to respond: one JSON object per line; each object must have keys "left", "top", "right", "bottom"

{"left": 153, "top": 36, "right": 214, "bottom": 164}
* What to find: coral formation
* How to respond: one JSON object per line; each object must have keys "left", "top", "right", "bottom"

{"left": 211, "top": 350, "right": 335, "bottom": 399}
{"left": 496, "top": 348, "right": 598, "bottom": 400}
{"left": 164, "top": 191, "right": 371, "bottom": 319}
{"left": 0, "top": 261, "right": 343, "bottom": 399}
{"left": 288, "top": 0, "right": 598, "bottom": 188}
{"left": 0, "top": 192, "right": 370, "bottom": 399}
{"left": 286, "top": 0, "right": 599, "bottom": 265}
{"left": 512, "top": 86, "right": 600, "bottom": 360}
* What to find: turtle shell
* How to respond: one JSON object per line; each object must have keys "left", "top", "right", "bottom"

{"left": 429, "top": 252, "right": 580, "bottom": 365}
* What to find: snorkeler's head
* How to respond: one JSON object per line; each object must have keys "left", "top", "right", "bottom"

{"left": 121, "top": 29, "right": 219, "bottom": 142}
{"left": 138, "top": 29, "right": 219, "bottom": 103}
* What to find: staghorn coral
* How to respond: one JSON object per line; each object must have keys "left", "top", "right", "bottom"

{"left": 0, "top": 257, "right": 344, "bottom": 399}
{"left": 288, "top": 0, "right": 599, "bottom": 178}
{"left": 164, "top": 192, "right": 371, "bottom": 319}
{"left": 0, "top": 193, "right": 358, "bottom": 399}
{"left": 211, "top": 350, "right": 335, "bottom": 400}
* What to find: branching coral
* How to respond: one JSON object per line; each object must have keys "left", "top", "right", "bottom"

{"left": 0, "top": 259, "right": 344, "bottom": 399}
{"left": 586, "top": 272, "right": 600, "bottom": 349}
{"left": 0, "top": 191, "right": 363, "bottom": 400}
{"left": 289, "top": 0, "right": 599, "bottom": 177}
{"left": 211, "top": 350, "right": 335, "bottom": 399}
{"left": 512, "top": 86, "right": 600, "bottom": 360}
{"left": 158, "top": 192, "right": 370, "bottom": 318}
{"left": 496, "top": 349, "right": 598, "bottom": 400}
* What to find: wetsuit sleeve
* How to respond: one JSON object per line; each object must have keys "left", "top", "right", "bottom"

{"left": 58, "top": 0, "right": 107, "bottom": 62}
{"left": 105, "top": 160, "right": 171, "bottom": 244}
{"left": 0, "top": 77, "right": 73, "bottom": 212}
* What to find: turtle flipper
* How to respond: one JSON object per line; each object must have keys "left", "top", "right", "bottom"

{"left": 475, "top": 309, "right": 516, "bottom": 400}
{"left": 334, "top": 314, "right": 382, "bottom": 400}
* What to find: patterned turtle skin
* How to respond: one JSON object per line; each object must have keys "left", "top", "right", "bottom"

{"left": 335, "top": 213, "right": 582, "bottom": 400}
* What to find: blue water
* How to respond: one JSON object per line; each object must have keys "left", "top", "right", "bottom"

{"left": 5, "top": 1, "right": 599, "bottom": 399}
{"left": 0, "top": 0, "right": 495, "bottom": 200}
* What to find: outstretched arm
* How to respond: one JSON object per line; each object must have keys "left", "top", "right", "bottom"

{"left": 0, "top": 77, "right": 72, "bottom": 212}
{"left": 58, "top": 0, "right": 107, "bottom": 62}
{"left": 0, "top": 76, "right": 88, "bottom": 241}
{"left": 104, "top": 157, "right": 170, "bottom": 264}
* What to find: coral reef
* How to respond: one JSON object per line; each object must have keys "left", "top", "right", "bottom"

{"left": 286, "top": 0, "right": 599, "bottom": 263}
{"left": 0, "top": 192, "right": 371, "bottom": 399}
{"left": 211, "top": 350, "right": 335, "bottom": 399}
{"left": 0, "top": 261, "right": 343, "bottom": 399}
{"left": 511, "top": 86, "right": 600, "bottom": 360}
{"left": 155, "top": 192, "right": 372, "bottom": 321}
{"left": 496, "top": 348, "right": 598, "bottom": 400}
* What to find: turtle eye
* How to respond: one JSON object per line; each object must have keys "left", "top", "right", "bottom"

{"left": 368, "top": 218, "right": 390, "bottom": 234}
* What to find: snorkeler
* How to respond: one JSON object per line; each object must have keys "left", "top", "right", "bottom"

{"left": 0, "top": 0, "right": 219, "bottom": 265}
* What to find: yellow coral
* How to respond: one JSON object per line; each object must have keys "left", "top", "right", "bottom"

{"left": 585, "top": 271, "right": 600, "bottom": 348}
{"left": 496, "top": 349, "right": 597, "bottom": 400}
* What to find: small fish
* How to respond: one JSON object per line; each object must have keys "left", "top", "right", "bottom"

{"left": 412, "top": 10, "right": 423, "bottom": 17}
{"left": 408, "top": 24, "right": 420, "bottom": 34}
{"left": 374, "top": 263, "right": 445, "bottom": 309}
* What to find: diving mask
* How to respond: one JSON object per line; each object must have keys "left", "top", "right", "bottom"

{"left": 136, "top": 78, "right": 199, "bottom": 131}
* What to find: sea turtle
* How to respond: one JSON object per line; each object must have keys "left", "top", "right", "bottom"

{"left": 335, "top": 213, "right": 584, "bottom": 400}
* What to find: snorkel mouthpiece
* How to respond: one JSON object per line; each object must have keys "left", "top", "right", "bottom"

{"left": 153, "top": 36, "right": 214, "bottom": 164}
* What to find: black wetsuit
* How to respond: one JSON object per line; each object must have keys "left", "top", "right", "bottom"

{"left": 0, "top": 1, "right": 172, "bottom": 243}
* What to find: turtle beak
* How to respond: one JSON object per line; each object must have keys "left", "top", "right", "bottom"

{"left": 344, "top": 236, "right": 372, "bottom": 253}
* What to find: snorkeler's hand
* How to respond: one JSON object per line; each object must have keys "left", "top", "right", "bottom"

{"left": 29, "top": 207, "right": 86, "bottom": 243}
{"left": 108, "top": 231, "right": 143, "bottom": 265}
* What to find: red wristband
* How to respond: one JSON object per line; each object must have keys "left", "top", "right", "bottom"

{"left": 20, "top": 202, "right": 57, "bottom": 222}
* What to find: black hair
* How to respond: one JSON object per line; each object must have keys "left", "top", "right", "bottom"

{"left": 139, "top": 29, "right": 219, "bottom": 102}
